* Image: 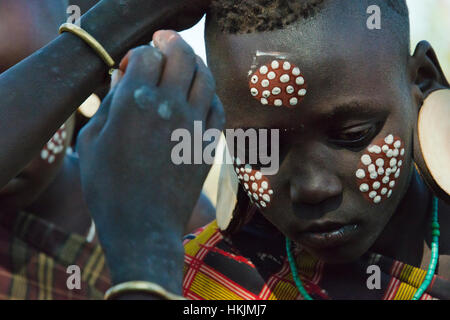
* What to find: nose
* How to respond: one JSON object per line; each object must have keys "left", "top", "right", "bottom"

{"left": 288, "top": 145, "right": 343, "bottom": 205}
{"left": 290, "top": 170, "right": 342, "bottom": 205}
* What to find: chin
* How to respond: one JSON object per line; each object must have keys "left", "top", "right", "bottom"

{"left": 302, "top": 243, "right": 369, "bottom": 264}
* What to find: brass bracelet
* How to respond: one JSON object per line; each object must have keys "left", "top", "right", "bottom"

{"left": 59, "top": 23, "right": 116, "bottom": 74}
{"left": 104, "top": 281, "right": 187, "bottom": 300}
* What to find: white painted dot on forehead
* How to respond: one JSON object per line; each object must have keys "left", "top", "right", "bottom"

{"left": 261, "top": 79, "right": 270, "bottom": 88}
{"left": 262, "top": 90, "right": 271, "bottom": 98}
{"left": 290, "top": 97, "right": 298, "bottom": 106}
{"left": 286, "top": 86, "right": 294, "bottom": 94}
{"left": 267, "top": 71, "right": 276, "bottom": 80}
{"left": 272, "top": 87, "right": 281, "bottom": 95}
{"left": 283, "top": 61, "right": 291, "bottom": 70}
{"left": 298, "top": 89, "right": 307, "bottom": 96}
{"left": 280, "top": 74, "right": 290, "bottom": 83}
{"left": 260, "top": 66, "right": 268, "bottom": 74}
{"left": 251, "top": 75, "right": 258, "bottom": 84}
{"left": 271, "top": 60, "right": 280, "bottom": 69}
{"left": 296, "top": 77, "right": 305, "bottom": 85}
{"left": 292, "top": 67, "right": 300, "bottom": 76}
{"left": 274, "top": 99, "right": 283, "bottom": 107}
{"left": 255, "top": 172, "right": 262, "bottom": 180}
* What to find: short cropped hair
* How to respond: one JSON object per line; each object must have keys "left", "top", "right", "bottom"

{"left": 210, "top": 0, "right": 408, "bottom": 34}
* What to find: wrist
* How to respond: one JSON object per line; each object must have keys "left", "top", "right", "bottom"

{"left": 104, "top": 232, "right": 185, "bottom": 294}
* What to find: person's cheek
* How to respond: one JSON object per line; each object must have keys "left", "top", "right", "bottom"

{"left": 355, "top": 134, "right": 405, "bottom": 204}
{"left": 40, "top": 124, "right": 67, "bottom": 164}
{"left": 233, "top": 158, "right": 274, "bottom": 209}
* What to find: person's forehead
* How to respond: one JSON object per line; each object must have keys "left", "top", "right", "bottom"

{"left": 209, "top": 13, "right": 406, "bottom": 127}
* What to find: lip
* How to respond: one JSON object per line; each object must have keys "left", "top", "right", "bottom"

{"left": 297, "top": 223, "right": 359, "bottom": 249}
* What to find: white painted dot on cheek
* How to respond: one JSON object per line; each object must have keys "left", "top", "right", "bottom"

{"left": 267, "top": 71, "right": 276, "bottom": 80}
{"left": 374, "top": 196, "right": 381, "bottom": 204}
{"left": 261, "top": 98, "right": 268, "bottom": 105}
{"left": 261, "top": 181, "right": 268, "bottom": 190}
{"left": 251, "top": 75, "right": 259, "bottom": 83}
{"left": 361, "top": 154, "right": 371, "bottom": 166}
{"left": 252, "top": 183, "right": 258, "bottom": 191}
{"left": 381, "top": 188, "right": 388, "bottom": 195}
{"left": 356, "top": 169, "right": 365, "bottom": 179}
{"left": 261, "top": 79, "right": 270, "bottom": 88}
{"left": 373, "top": 182, "right": 381, "bottom": 190}
{"left": 251, "top": 88, "right": 259, "bottom": 96}
{"left": 274, "top": 99, "right": 283, "bottom": 107}
{"left": 385, "top": 134, "right": 394, "bottom": 144}
{"left": 369, "top": 191, "right": 377, "bottom": 199}
{"left": 298, "top": 89, "right": 307, "bottom": 96}
{"left": 271, "top": 60, "right": 280, "bottom": 69}
{"left": 376, "top": 158, "right": 384, "bottom": 167}
{"left": 394, "top": 140, "right": 401, "bottom": 149}
{"left": 283, "top": 61, "right": 291, "bottom": 70}
{"left": 255, "top": 172, "right": 262, "bottom": 180}
{"left": 359, "top": 184, "right": 369, "bottom": 192}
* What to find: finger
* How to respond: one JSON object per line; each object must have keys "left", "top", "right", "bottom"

{"left": 153, "top": 30, "right": 197, "bottom": 98}
{"left": 188, "top": 56, "right": 216, "bottom": 114}
{"left": 110, "top": 69, "right": 124, "bottom": 89}
{"left": 206, "top": 95, "right": 226, "bottom": 132}
{"left": 120, "top": 45, "right": 165, "bottom": 86}
{"left": 85, "top": 88, "right": 116, "bottom": 134}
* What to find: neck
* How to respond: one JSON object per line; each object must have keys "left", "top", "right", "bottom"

{"left": 370, "top": 168, "right": 432, "bottom": 266}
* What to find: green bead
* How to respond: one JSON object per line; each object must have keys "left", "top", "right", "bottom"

{"left": 432, "top": 229, "right": 440, "bottom": 237}
{"left": 431, "top": 222, "right": 440, "bottom": 229}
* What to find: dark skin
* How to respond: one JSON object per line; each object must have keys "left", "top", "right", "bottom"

{"left": 0, "top": 1, "right": 214, "bottom": 235}
{"left": 204, "top": 1, "right": 450, "bottom": 270}
{"left": 77, "top": 2, "right": 449, "bottom": 299}
{"left": 0, "top": 0, "right": 211, "bottom": 192}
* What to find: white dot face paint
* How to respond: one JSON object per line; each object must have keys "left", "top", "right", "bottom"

{"left": 248, "top": 59, "right": 307, "bottom": 108}
{"left": 355, "top": 135, "right": 405, "bottom": 204}
{"left": 40, "top": 124, "right": 67, "bottom": 164}
{"left": 233, "top": 161, "right": 274, "bottom": 209}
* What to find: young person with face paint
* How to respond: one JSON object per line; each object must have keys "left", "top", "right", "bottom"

{"left": 0, "top": 0, "right": 214, "bottom": 299}
{"left": 77, "top": 0, "right": 450, "bottom": 300}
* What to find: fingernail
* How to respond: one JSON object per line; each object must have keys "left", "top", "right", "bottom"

{"left": 110, "top": 69, "right": 123, "bottom": 88}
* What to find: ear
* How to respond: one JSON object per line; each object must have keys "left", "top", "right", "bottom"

{"left": 410, "top": 41, "right": 449, "bottom": 103}
{"left": 410, "top": 41, "right": 450, "bottom": 203}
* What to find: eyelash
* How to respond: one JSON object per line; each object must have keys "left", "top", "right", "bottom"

{"left": 329, "top": 123, "right": 380, "bottom": 148}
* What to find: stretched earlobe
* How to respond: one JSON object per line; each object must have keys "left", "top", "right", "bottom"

{"left": 411, "top": 41, "right": 450, "bottom": 203}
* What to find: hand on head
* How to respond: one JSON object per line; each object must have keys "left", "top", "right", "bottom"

{"left": 77, "top": 30, "right": 224, "bottom": 288}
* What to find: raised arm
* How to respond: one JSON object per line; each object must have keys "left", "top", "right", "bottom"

{"left": 0, "top": 0, "right": 210, "bottom": 188}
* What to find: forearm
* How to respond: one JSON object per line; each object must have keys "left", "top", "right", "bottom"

{"left": 0, "top": 0, "right": 186, "bottom": 187}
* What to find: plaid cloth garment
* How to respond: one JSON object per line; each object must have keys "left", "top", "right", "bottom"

{"left": 0, "top": 211, "right": 111, "bottom": 300}
{"left": 183, "top": 219, "right": 450, "bottom": 300}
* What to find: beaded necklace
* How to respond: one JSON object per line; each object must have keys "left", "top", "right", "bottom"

{"left": 286, "top": 197, "right": 440, "bottom": 300}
